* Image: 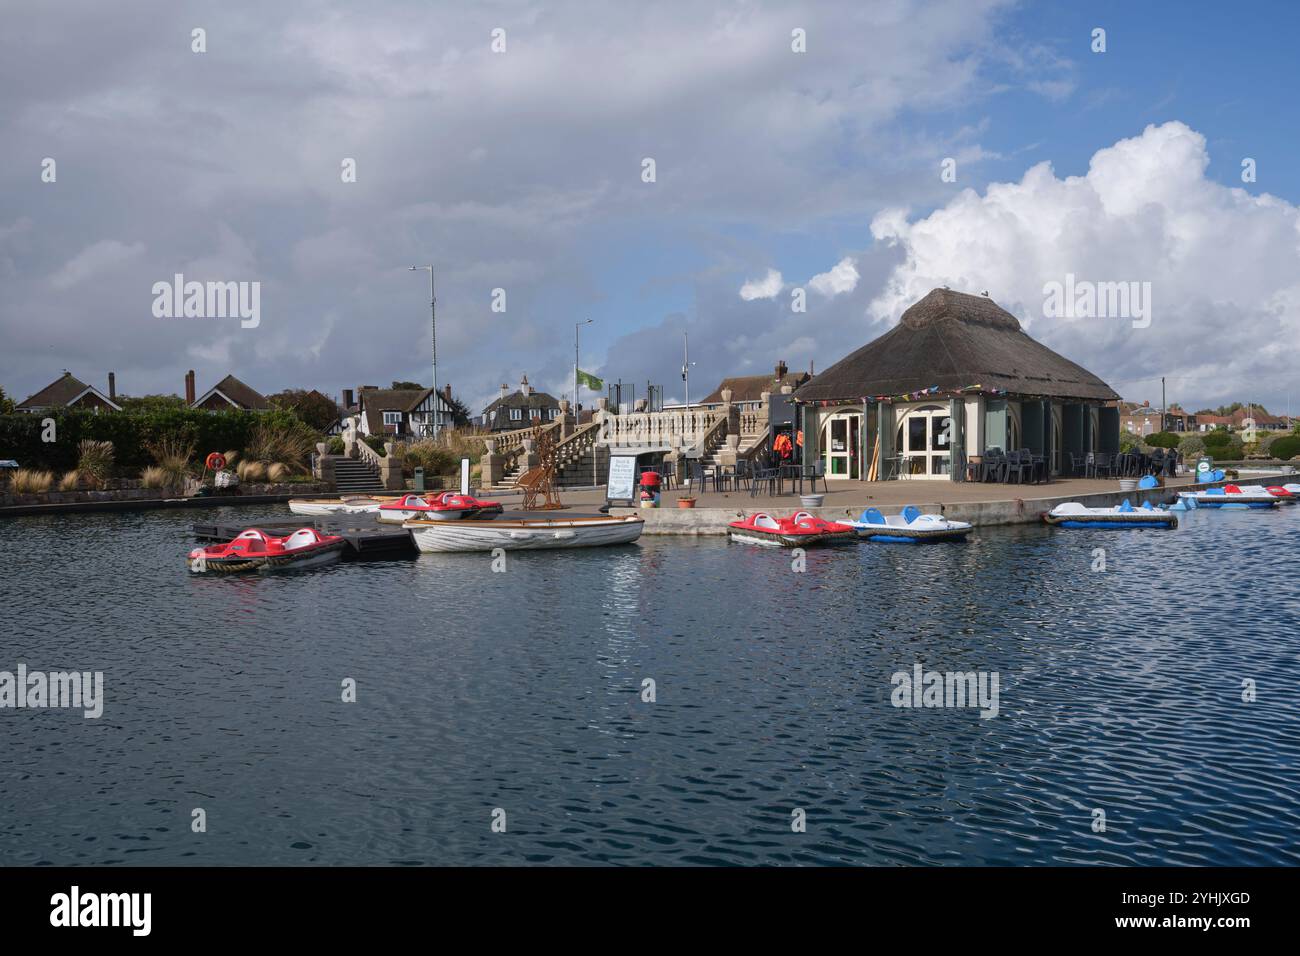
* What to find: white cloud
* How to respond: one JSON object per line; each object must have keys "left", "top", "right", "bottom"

{"left": 739, "top": 268, "right": 784, "bottom": 301}
{"left": 49, "top": 239, "right": 144, "bottom": 290}
{"left": 868, "top": 121, "right": 1300, "bottom": 406}
{"left": 808, "top": 257, "right": 860, "bottom": 297}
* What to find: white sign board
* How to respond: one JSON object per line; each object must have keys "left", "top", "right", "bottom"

{"left": 606, "top": 455, "right": 638, "bottom": 502}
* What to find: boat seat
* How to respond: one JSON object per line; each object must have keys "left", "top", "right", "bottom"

{"left": 901, "top": 505, "right": 921, "bottom": 524}
{"left": 283, "top": 528, "right": 322, "bottom": 550}
{"left": 858, "top": 507, "right": 886, "bottom": 525}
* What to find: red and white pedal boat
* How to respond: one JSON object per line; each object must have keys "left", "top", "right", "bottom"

{"left": 377, "top": 492, "right": 503, "bottom": 523}
{"left": 188, "top": 527, "right": 346, "bottom": 573}
{"left": 727, "top": 511, "right": 857, "bottom": 547}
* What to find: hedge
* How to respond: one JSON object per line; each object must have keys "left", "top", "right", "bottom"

{"left": 1145, "top": 431, "right": 1180, "bottom": 449}
{"left": 1269, "top": 435, "right": 1300, "bottom": 460}
{"left": 0, "top": 408, "right": 311, "bottom": 472}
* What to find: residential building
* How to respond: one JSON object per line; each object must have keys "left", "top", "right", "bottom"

{"left": 16, "top": 372, "right": 122, "bottom": 413}
{"left": 479, "top": 376, "right": 562, "bottom": 431}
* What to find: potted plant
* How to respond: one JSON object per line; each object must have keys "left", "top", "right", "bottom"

{"left": 677, "top": 496, "right": 696, "bottom": 509}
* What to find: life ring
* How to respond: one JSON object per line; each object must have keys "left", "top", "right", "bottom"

{"left": 205, "top": 452, "right": 227, "bottom": 472}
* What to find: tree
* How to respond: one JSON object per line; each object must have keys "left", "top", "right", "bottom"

{"left": 390, "top": 380, "right": 424, "bottom": 391}
{"left": 0, "top": 386, "right": 15, "bottom": 414}
{"left": 445, "top": 392, "right": 472, "bottom": 428}
{"left": 267, "top": 389, "right": 340, "bottom": 432}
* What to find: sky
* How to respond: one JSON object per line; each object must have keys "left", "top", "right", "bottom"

{"left": 2, "top": 0, "right": 1299, "bottom": 417}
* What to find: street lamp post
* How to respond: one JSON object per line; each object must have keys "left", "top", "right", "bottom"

{"left": 575, "top": 318, "right": 593, "bottom": 431}
{"left": 409, "top": 266, "right": 438, "bottom": 439}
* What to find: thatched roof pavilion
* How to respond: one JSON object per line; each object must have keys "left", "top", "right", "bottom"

{"left": 796, "top": 288, "right": 1119, "bottom": 404}
{"left": 794, "top": 289, "right": 1121, "bottom": 482}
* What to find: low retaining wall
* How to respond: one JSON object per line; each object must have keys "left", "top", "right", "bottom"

{"left": 0, "top": 482, "right": 332, "bottom": 517}
{"left": 612, "top": 473, "right": 1295, "bottom": 535}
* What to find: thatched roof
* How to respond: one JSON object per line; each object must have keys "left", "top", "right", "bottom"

{"left": 795, "top": 289, "right": 1120, "bottom": 403}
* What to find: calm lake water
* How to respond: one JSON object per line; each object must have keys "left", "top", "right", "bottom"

{"left": 2, "top": 501, "right": 1298, "bottom": 866}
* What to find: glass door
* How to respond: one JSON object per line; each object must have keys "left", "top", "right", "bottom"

{"left": 821, "top": 412, "right": 861, "bottom": 479}
{"left": 895, "top": 405, "right": 951, "bottom": 478}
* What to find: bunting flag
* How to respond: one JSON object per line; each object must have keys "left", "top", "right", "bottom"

{"left": 791, "top": 384, "right": 1009, "bottom": 407}
{"left": 576, "top": 369, "right": 604, "bottom": 390}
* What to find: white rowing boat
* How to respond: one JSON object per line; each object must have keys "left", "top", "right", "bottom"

{"left": 288, "top": 495, "right": 394, "bottom": 516}
{"left": 405, "top": 513, "right": 644, "bottom": 553}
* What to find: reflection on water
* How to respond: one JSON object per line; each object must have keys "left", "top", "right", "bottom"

{"left": 1, "top": 502, "right": 1298, "bottom": 865}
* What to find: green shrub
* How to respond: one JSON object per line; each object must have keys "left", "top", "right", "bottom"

{"left": 326, "top": 435, "right": 345, "bottom": 455}
{"left": 1178, "top": 435, "right": 1205, "bottom": 458}
{"left": 1202, "top": 431, "right": 1243, "bottom": 461}
{"left": 76, "top": 439, "right": 115, "bottom": 489}
{"left": 401, "top": 440, "right": 456, "bottom": 478}
{"left": 1145, "top": 431, "right": 1180, "bottom": 449}
{"left": 1269, "top": 435, "right": 1300, "bottom": 460}
{"left": 1119, "top": 431, "right": 1141, "bottom": 452}
{"left": 363, "top": 434, "right": 388, "bottom": 457}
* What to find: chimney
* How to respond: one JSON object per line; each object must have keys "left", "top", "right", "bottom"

{"left": 442, "top": 384, "right": 452, "bottom": 402}
{"left": 500, "top": 383, "right": 510, "bottom": 400}
{"left": 342, "top": 388, "right": 354, "bottom": 409}
{"left": 185, "top": 370, "right": 195, "bottom": 404}
{"left": 521, "top": 374, "right": 531, "bottom": 397}
{"left": 107, "top": 372, "right": 116, "bottom": 401}
{"left": 775, "top": 360, "right": 788, "bottom": 381}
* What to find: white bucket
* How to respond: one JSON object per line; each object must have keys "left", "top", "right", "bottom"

{"left": 1119, "top": 479, "right": 1137, "bottom": 492}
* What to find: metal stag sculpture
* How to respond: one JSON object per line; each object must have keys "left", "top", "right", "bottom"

{"left": 519, "top": 428, "right": 565, "bottom": 511}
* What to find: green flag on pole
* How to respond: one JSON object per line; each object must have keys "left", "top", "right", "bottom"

{"left": 576, "top": 369, "right": 604, "bottom": 391}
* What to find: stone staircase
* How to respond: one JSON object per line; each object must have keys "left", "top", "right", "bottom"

{"left": 332, "top": 456, "right": 385, "bottom": 494}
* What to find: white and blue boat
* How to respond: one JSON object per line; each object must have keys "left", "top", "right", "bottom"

{"left": 1176, "top": 485, "right": 1280, "bottom": 509}
{"left": 1044, "top": 499, "right": 1177, "bottom": 529}
{"left": 849, "top": 505, "right": 973, "bottom": 543}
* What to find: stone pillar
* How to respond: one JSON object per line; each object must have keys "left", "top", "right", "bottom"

{"left": 481, "top": 439, "right": 504, "bottom": 487}
{"left": 379, "top": 441, "right": 404, "bottom": 491}
{"left": 520, "top": 438, "right": 539, "bottom": 474}
{"left": 722, "top": 388, "right": 740, "bottom": 443}
{"left": 719, "top": 434, "right": 741, "bottom": 469}
{"left": 558, "top": 400, "right": 572, "bottom": 439}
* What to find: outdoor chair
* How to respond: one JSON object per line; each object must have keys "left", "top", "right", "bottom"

{"left": 686, "top": 460, "right": 706, "bottom": 494}
{"left": 1029, "top": 452, "right": 1049, "bottom": 483}
{"left": 1004, "top": 450, "right": 1031, "bottom": 484}
{"left": 1163, "top": 450, "right": 1180, "bottom": 477}
{"left": 729, "top": 460, "right": 751, "bottom": 492}
{"left": 980, "top": 451, "right": 1006, "bottom": 482}
{"left": 1091, "top": 452, "right": 1115, "bottom": 478}
{"left": 1065, "top": 452, "right": 1085, "bottom": 477}
{"left": 803, "top": 460, "right": 827, "bottom": 494}
{"left": 749, "top": 466, "right": 779, "bottom": 497}
{"left": 655, "top": 462, "right": 676, "bottom": 491}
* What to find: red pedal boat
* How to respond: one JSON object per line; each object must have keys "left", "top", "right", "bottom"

{"left": 377, "top": 492, "right": 503, "bottom": 523}
{"left": 727, "top": 511, "right": 857, "bottom": 547}
{"left": 188, "top": 527, "right": 346, "bottom": 573}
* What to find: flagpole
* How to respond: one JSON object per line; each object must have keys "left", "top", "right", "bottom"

{"left": 577, "top": 317, "right": 592, "bottom": 429}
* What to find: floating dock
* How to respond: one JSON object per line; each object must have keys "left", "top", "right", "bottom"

{"left": 190, "top": 509, "right": 614, "bottom": 558}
